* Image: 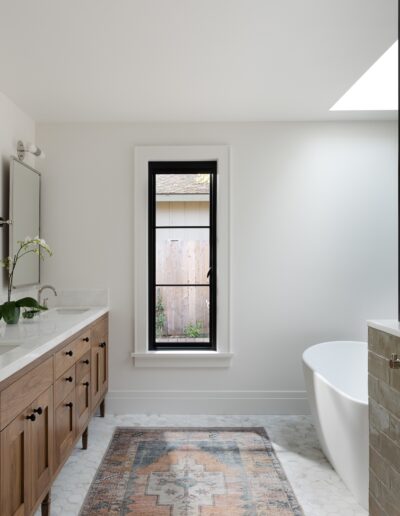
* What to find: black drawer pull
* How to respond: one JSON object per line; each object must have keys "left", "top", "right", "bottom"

{"left": 83, "top": 337, "right": 90, "bottom": 342}
{"left": 65, "top": 376, "right": 73, "bottom": 382}
{"left": 26, "top": 414, "right": 36, "bottom": 421}
{"left": 33, "top": 407, "right": 43, "bottom": 415}
{"left": 65, "top": 350, "right": 73, "bottom": 357}
{"left": 99, "top": 342, "right": 106, "bottom": 348}
{"left": 83, "top": 381, "right": 90, "bottom": 387}
{"left": 82, "top": 359, "right": 90, "bottom": 364}
{"left": 65, "top": 402, "right": 73, "bottom": 408}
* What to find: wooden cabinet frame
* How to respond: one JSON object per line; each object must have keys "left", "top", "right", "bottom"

{"left": 31, "top": 387, "right": 54, "bottom": 510}
{"left": 0, "top": 408, "right": 30, "bottom": 516}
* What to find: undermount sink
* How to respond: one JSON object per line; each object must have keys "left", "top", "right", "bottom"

{"left": 0, "top": 343, "right": 21, "bottom": 355}
{"left": 55, "top": 308, "right": 90, "bottom": 315}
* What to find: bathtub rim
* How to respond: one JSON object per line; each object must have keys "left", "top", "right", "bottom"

{"left": 302, "top": 340, "right": 368, "bottom": 407}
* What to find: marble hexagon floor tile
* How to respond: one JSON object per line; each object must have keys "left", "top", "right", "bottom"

{"left": 35, "top": 414, "right": 367, "bottom": 516}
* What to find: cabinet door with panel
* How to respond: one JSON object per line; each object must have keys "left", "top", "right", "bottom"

{"left": 98, "top": 337, "right": 108, "bottom": 397}
{"left": 54, "top": 390, "right": 75, "bottom": 471}
{"left": 76, "top": 373, "right": 90, "bottom": 436}
{"left": 0, "top": 408, "right": 30, "bottom": 516}
{"left": 30, "top": 386, "right": 53, "bottom": 511}
{"left": 90, "top": 317, "right": 108, "bottom": 410}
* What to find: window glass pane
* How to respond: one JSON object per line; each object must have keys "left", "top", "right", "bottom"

{"left": 156, "top": 228, "right": 209, "bottom": 285}
{"left": 155, "top": 286, "right": 210, "bottom": 344}
{"left": 156, "top": 173, "right": 210, "bottom": 226}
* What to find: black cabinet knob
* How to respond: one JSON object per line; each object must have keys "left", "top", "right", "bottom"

{"left": 65, "top": 402, "right": 73, "bottom": 408}
{"left": 65, "top": 376, "right": 73, "bottom": 382}
{"left": 99, "top": 342, "right": 106, "bottom": 348}
{"left": 83, "top": 337, "right": 90, "bottom": 342}
{"left": 65, "top": 350, "right": 73, "bottom": 357}
{"left": 26, "top": 413, "right": 36, "bottom": 421}
{"left": 83, "top": 381, "right": 90, "bottom": 387}
{"left": 33, "top": 407, "right": 43, "bottom": 415}
{"left": 82, "top": 359, "right": 90, "bottom": 364}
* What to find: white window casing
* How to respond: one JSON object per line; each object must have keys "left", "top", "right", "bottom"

{"left": 132, "top": 145, "right": 232, "bottom": 368}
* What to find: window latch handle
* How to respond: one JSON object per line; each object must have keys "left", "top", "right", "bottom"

{"left": 207, "top": 267, "right": 212, "bottom": 278}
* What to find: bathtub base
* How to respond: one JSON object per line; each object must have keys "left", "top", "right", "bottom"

{"left": 302, "top": 341, "right": 369, "bottom": 510}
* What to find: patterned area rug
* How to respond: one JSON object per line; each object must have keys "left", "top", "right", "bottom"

{"left": 80, "top": 427, "right": 304, "bottom": 515}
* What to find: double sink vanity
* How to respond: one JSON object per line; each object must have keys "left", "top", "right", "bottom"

{"left": 0, "top": 303, "right": 109, "bottom": 516}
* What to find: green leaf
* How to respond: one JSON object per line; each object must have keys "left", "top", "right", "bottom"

{"left": 15, "top": 297, "right": 47, "bottom": 311}
{"left": 22, "top": 309, "right": 41, "bottom": 319}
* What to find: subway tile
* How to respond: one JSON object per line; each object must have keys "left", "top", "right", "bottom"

{"left": 378, "top": 427, "right": 400, "bottom": 474}
{"left": 368, "top": 373, "right": 379, "bottom": 400}
{"left": 369, "top": 374, "right": 400, "bottom": 415}
{"left": 369, "top": 469, "right": 382, "bottom": 501}
{"left": 389, "top": 463, "right": 400, "bottom": 492}
{"left": 369, "top": 327, "right": 400, "bottom": 358}
{"left": 369, "top": 492, "right": 387, "bottom": 516}
{"left": 369, "top": 446, "right": 391, "bottom": 487}
{"left": 369, "top": 398, "right": 390, "bottom": 435}
{"left": 369, "top": 351, "right": 390, "bottom": 383}
{"left": 389, "top": 413, "right": 400, "bottom": 445}
{"left": 369, "top": 469, "right": 400, "bottom": 516}
{"left": 369, "top": 423, "right": 382, "bottom": 456}
{"left": 390, "top": 368, "right": 400, "bottom": 391}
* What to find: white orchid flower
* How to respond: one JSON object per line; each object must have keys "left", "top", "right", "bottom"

{"left": 5, "top": 236, "right": 53, "bottom": 302}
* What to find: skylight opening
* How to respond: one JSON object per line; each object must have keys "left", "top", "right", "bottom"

{"left": 330, "top": 40, "right": 398, "bottom": 111}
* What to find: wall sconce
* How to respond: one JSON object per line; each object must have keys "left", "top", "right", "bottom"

{"left": 17, "top": 141, "right": 45, "bottom": 161}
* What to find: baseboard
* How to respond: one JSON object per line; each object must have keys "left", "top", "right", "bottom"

{"left": 106, "top": 390, "right": 310, "bottom": 415}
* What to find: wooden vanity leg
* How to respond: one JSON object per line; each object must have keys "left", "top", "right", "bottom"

{"left": 100, "top": 398, "right": 105, "bottom": 417}
{"left": 82, "top": 427, "right": 88, "bottom": 449}
{"left": 41, "top": 490, "right": 51, "bottom": 516}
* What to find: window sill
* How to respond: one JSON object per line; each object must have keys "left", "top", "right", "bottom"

{"left": 131, "top": 351, "right": 233, "bottom": 368}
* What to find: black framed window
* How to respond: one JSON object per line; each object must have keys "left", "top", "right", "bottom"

{"left": 148, "top": 161, "right": 217, "bottom": 350}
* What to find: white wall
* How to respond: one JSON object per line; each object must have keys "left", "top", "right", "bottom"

{"left": 37, "top": 122, "right": 398, "bottom": 414}
{"left": 0, "top": 91, "right": 35, "bottom": 297}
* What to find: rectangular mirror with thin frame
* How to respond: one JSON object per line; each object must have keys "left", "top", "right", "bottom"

{"left": 9, "top": 157, "right": 41, "bottom": 287}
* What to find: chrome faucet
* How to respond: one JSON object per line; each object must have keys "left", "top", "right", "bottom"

{"left": 38, "top": 285, "right": 58, "bottom": 308}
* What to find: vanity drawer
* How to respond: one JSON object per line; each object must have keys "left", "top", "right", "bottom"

{"left": 55, "top": 365, "right": 75, "bottom": 406}
{"left": 0, "top": 357, "right": 53, "bottom": 430}
{"left": 76, "top": 351, "right": 91, "bottom": 382}
{"left": 55, "top": 331, "right": 91, "bottom": 378}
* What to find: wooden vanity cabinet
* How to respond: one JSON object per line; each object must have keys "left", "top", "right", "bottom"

{"left": 0, "top": 312, "right": 108, "bottom": 516}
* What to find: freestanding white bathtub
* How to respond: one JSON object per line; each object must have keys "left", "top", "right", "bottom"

{"left": 302, "top": 341, "right": 368, "bottom": 509}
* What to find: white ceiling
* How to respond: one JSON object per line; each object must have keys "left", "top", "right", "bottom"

{"left": 0, "top": 0, "right": 397, "bottom": 123}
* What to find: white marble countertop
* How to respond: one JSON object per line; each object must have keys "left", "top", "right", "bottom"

{"left": 367, "top": 319, "right": 400, "bottom": 338}
{"left": 0, "top": 306, "right": 109, "bottom": 383}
